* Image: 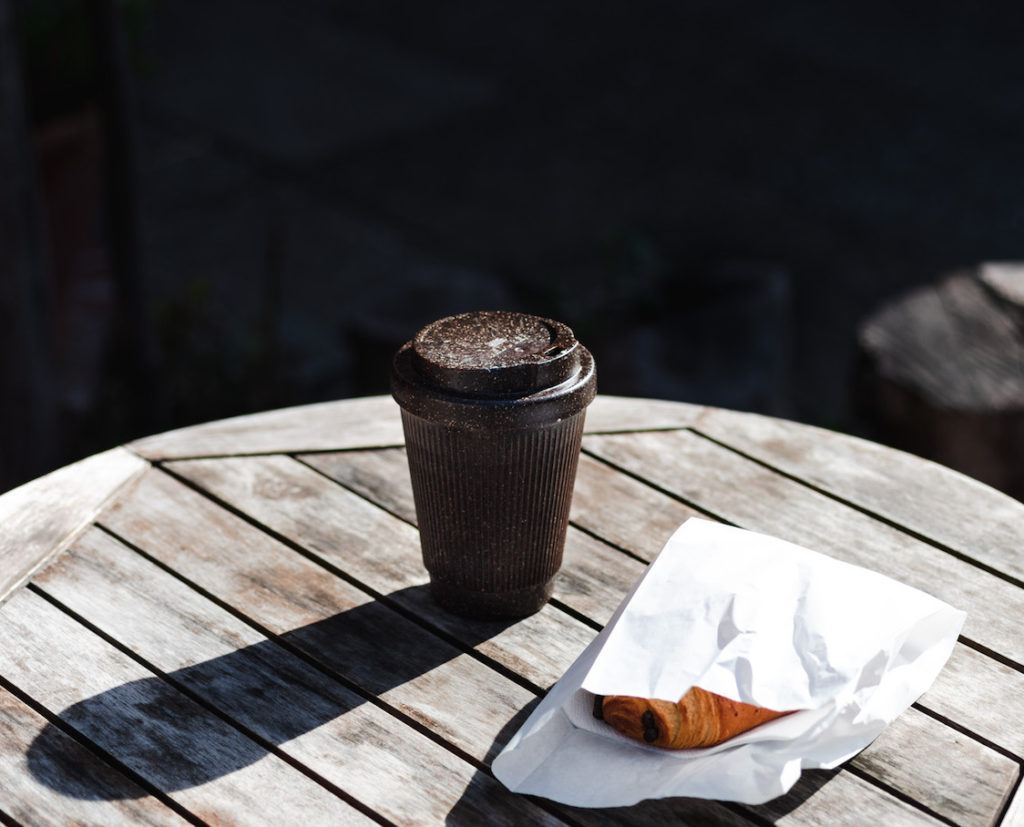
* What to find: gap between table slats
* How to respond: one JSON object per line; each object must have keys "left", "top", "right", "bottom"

{"left": 160, "top": 455, "right": 959, "bottom": 827}
{"left": 0, "top": 447, "right": 147, "bottom": 608}
{"left": 0, "top": 681, "right": 191, "bottom": 827}
{"left": 23, "top": 528, "right": 563, "bottom": 827}
{"left": 580, "top": 431, "right": 1024, "bottom": 674}
{"left": 98, "top": 467, "right": 750, "bottom": 827}
{"left": 127, "top": 396, "right": 704, "bottom": 462}
{"left": 300, "top": 448, "right": 1021, "bottom": 827}
{"left": 571, "top": 448, "right": 1024, "bottom": 749}
{"left": 310, "top": 446, "right": 1024, "bottom": 757}
{"left": 0, "top": 588, "right": 380, "bottom": 827}
{"left": 690, "top": 407, "right": 1024, "bottom": 584}
{"left": 689, "top": 426, "right": 1024, "bottom": 593}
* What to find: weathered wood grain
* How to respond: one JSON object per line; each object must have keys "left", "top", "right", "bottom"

{"left": 853, "top": 706, "right": 1017, "bottom": 826}
{"left": 583, "top": 430, "right": 1024, "bottom": 668}
{"left": 305, "top": 448, "right": 1019, "bottom": 826}
{"left": 152, "top": 462, "right": 760, "bottom": 826}
{"left": 168, "top": 455, "right": 955, "bottom": 825}
{"left": 8, "top": 395, "right": 1018, "bottom": 823}
{"left": 583, "top": 395, "right": 704, "bottom": 433}
{"left": 130, "top": 396, "right": 405, "bottom": 460}
{"left": 327, "top": 444, "right": 1024, "bottom": 761}
{"left": 301, "top": 448, "right": 416, "bottom": 521}
{"left": 299, "top": 448, "right": 684, "bottom": 580}
{"left": 0, "top": 589, "right": 372, "bottom": 826}
{"left": 556, "top": 529, "right": 643, "bottom": 626}
{"left": 576, "top": 447, "right": 1024, "bottom": 767}
{"left": 101, "top": 469, "right": 537, "bottom": 766}
{"left": 581, "top": 432, "right": 1024, "bottom": 758}
{"left": 129, "top": 394, "right": 699, "bottom": 461}
{"left": 103, "top": 472, "right": 748, "bottom": 825}
{"left": 0, "top": 446, "right": 146, "bottom": 606}
{"left": 32, "top": 526, "right": 557, "bottom": 827}
{"left": 919, "top": 643, "right": 1024, "bottom": 758}
{"left": 300, "top": 450, "right": 645, "bottom": 627}
{"left": 753, "top": 769, "right": 939, "bottom": 826}
{"left": 693, "top": 406, "right": 1024, "bottom": 582}
{"left": 167, "top": 455, "right": 596, "bottom": 691}
{"left": 0, "top": 686, "right": 186, "bottom": 826}
{"left": 571, "top": 454, "right": 703, "bottom": 561}
{"left": 568, "top": 773, "right": 941, "bottom": 827}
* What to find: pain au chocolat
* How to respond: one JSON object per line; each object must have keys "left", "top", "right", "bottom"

{"left": 594, "top": 687, "right": 791, "bottom": 749}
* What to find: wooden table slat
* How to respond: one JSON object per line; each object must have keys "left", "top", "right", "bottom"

{"left": 101, "top": 469, "right": 536, "bottom": 765}
{"left": 309, "top": 446, "right": 1024, "bottom": 758}
{"left": 305, "top": 448, "right": 1020, "bottom": 827}
{"left": 580, "top": 395, "right": 705, "bottom": 433}
{"left": 29, "top": 526, "right": 559, "bottom": 827}
{"left": 166, "top": 455, "right": 595, "bottom": 693}
{"left": 562, "top": 776, "right": 942, "bottom": 827}
{"left": 300, "top": 449, "right": 691, "bottom": 567}
{"left": 5, "top": 394, "right": 1019, "bottom": 825}
{"left": 753, "top": 769, "right": 940, "bottom": 827}
{"left": 101, "top": 468, "right": 750, "bottom": 826}
{"left": 570, "top": 450, "right": 1024, "bottom": 761}
{"left": 572, "top": 453, "right": 705, "bottom": 561}
{"left": 693, "top": 406, "right": 1024, "bottom": 582}
{"left": 0, "top": 686, "right": 186, "bottom": 827}
{"left": 129, "top": 396, "right": 405, "bottom": 461}
{"left": 127, "top": 394, "right": 703, "bottom": 462}
{"left": 0, "top": 446, "right": 146, "bottom": 606}
{"left": 299, "top": 450, "right": 646, "bottom": 628}
{"left": 168, "top": 454, "right": 963, "bottom": 825}
{"left": 582, "top": 430, "right": 1024, "bottom": 670}
{"left": 851, "top": 706, "right": 1018, "bottom": 826}
{"left": 0, "top": 589, "right": 374, "bottom": 827}
{"left": 919, "top": 644, "right": 1024, "bottom": 758}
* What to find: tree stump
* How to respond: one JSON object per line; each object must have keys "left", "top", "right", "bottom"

{"left": 858, "top": 264, "right": 1024, "bottom": 501}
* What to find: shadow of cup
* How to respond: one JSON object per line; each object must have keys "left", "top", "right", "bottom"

{"left": 28, "top": 584, "right": 519, "bottom": 800}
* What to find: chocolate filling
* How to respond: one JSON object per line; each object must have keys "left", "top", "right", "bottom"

{"left": 641, "top": 709, "right": 658, "bottom": 743}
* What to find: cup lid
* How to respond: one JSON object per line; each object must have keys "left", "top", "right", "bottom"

{"left": 409, "top": 311, "right": 581, "bottom": 397}
{"left": 391, "top": 311, "right": 596, "bottom": 428}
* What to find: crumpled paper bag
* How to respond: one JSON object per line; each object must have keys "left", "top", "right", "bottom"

{"left": 492, "top": 518, "right": 965, "bottom": 806}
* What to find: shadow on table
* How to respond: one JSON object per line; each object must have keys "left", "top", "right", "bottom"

{"left": 28, "top": 579, "right": 849, "bottom": 820}
{"left": 445, "top": 729, "right": 846, "bottom": 825}
{"left": 26, "top": 584, "right": 525, "bottom": 800}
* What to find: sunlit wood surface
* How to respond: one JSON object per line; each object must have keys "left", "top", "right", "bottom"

{"left": 0, "top": 395, "right": 1021, "bottom": 826}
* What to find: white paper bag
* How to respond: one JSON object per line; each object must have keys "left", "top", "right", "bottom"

{"left": 491, "top": 518, "right": 965, "bottom": 806}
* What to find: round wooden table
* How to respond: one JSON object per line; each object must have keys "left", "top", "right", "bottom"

{"left": 0, "top": 395, "right": 1021, "bottom": 827}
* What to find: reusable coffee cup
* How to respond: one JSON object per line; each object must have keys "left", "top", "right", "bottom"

{"left": 391, "top": 311, "right": 597, "bottom": 619}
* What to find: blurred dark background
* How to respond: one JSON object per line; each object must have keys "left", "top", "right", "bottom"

{"left": 3, "top": 0, "right": 1023, "bottom": 497}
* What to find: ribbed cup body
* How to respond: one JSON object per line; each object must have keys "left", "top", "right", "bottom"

{"left": 401, "top": 409, "right": 587, "bottom": 618}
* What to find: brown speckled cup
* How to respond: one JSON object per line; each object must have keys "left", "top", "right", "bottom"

{"left": 391, "top": 311, "right": 597, "bottom": 619}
